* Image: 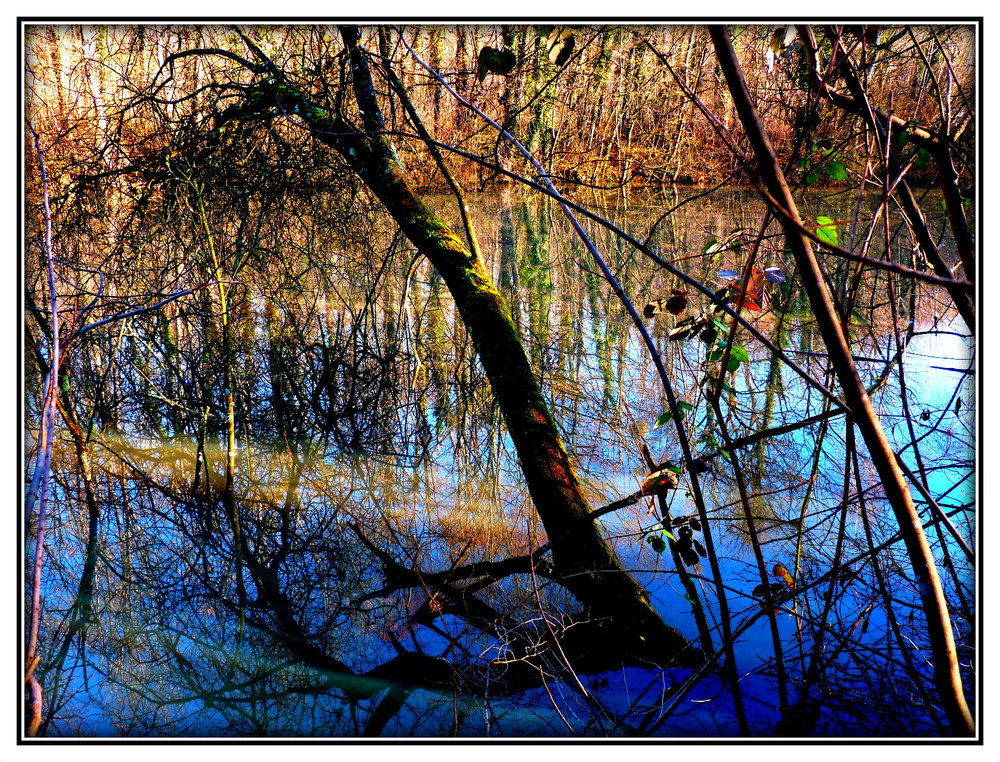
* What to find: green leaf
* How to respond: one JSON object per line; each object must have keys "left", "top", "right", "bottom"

{"left": 656, "top": 411, "right": 688, "bottom": 428}
{"left": 730, "top": 344, "right": 749, "bottom": 364}
{"left": 647, "top": 534, "right": 667, "bottom": 554}
{"left": 804, "top": 168, "right": 822, "bottom": 186}
{"left": 726, "top": 356, "right": 741, "bottom": 373}
{"left": 894, "top": 127, "right": 911, "bottom": 152}
{"left": 678, "top": 401, "right": 695, "bottom": 412}
{"left": 826, "top": 161, "right": 848, "bottom": 181}
{"left": 815, "top": 215, "right": 839, "bottom": 247}
{"left": 913, "top": 148, "right": 931, "bottom": 169}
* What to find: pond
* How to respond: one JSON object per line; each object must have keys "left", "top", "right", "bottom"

{"left": 28, "top": 186, "right": 975, "bottom": 738}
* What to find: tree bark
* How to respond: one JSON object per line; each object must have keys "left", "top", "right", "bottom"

{"left": 710, "top": 25, "right": 973, "bottom": 736}
{"left": 234, "top": 33, "right": 694, "bottom": 665}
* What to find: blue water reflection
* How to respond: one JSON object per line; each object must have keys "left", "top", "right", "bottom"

{"left": 31, "top": 189, "right": 974, "bottom": 737}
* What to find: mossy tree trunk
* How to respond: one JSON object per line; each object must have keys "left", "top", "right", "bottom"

{"left": 232, "top": 28, "right": 694, "bottom": 663}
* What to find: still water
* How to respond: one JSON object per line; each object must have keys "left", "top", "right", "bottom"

{"left": 29, "top": 187, "right": 975, "bottom": 737}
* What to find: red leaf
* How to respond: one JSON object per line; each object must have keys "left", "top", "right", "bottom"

{"left": 665, "top": 294, "right": 689, "bottom": 315}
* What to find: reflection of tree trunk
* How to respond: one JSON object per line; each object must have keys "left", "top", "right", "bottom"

{"left": 197, "top": 178, "right": 248, "bottom": 630}
{"left": 751, "top": 310, "right": 788, "bottom": 485}
{"left": 499, "top": 202, "right": 519, "bottom": 297}
{"left": 519, "top": 201, "right": 552, "bottom": 371}
{"left": 40, "top": 377, "right": 102, "bottom": 736}
{"left": 584, "top": 264, "right": 616, "bottom": 405}
{"left": 247, "top": 32, "right": 694, "bottom": 664}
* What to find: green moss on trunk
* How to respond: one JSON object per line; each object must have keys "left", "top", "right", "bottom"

{"left": 260, "top": 82, "right": 694, "bottom": 664}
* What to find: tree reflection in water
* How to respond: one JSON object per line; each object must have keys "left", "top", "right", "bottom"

{"left": 27, "top": 189, "right": 974, "bottom": 737}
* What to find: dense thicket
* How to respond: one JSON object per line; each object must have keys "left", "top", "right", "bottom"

{"left": 25, "top": 24, "right": 973, "bottom": 190}
{"left": 23, "top": 24, "right": 976, "bottom": 739}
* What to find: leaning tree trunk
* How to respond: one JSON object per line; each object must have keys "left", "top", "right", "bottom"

{"left": 231, "top": 28, "right": 695, "bottom": 666}
{"left": 709, "top": 26, "right": 973, "bottom": 736}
